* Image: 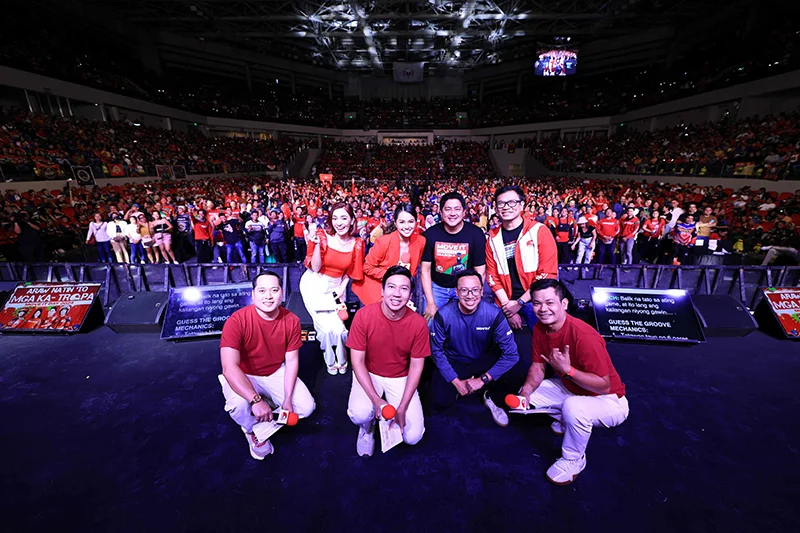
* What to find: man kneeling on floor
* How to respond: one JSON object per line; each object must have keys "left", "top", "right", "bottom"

{"left": 219, "top": 271, "right": 316, "bottom": 459}
{"left": 346, "top": 266, "right": 430, "bottom": 457}
{"left": 429, "top": 269, "right": 524, "bottom": 426}
{"left": 521, "top": 278, "right": 628, "bottom": 485}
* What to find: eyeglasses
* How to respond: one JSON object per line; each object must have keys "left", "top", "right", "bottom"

{"left": 457, "top": 288, "right": 482, "bottom": 297}
{"left": 496, "top": 200, "right": 522, "bottom": 209}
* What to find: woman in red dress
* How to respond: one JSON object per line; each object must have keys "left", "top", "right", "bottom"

{"left": 299, "top": 203, "right": 365, "bottom": 375}
{"left": 352, "top": 204, "right": 425, "bottom": 307}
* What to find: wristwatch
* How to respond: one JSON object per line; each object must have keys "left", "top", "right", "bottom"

{"left": 480, "top": 374, "right": 491, "bottom": 384}
{"left": 249, "top": 394, "right": 263, "bottom": 406}
{"left": 516, "top": 298, "right": 526, "bottom": 307}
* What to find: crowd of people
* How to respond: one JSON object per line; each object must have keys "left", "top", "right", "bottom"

{"left": 2, "top": 167, "right": 799, "bottom": 268}
{"left": 529, "top": 110, "right": 800, "bottom": 180}
{"left": 0, "top": 107, "right": 308, "bottom": 180}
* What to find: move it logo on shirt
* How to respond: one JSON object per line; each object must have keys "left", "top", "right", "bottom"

{"left": 434, "top": 242, "right": 469, "bottom": 274}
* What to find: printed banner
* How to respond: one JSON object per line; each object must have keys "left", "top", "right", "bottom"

{"left": 71, "top": 165, "right": 96, "bottom": 186}
{"left": 393, "top": 62, "right": 424, "bottom": 83}
{"left": 0, "top": 282, "right": 101, "bottom": 333}
{"left": 108, "top": 163, "right": 125, "bottom": 177}
{"left": 761, "top": 287, "right": 800, "bottom": 338}
{"left": 733, "top": 162, "right": 755, "bottom": 176}
{"left": 172, "top": 165, "right": 187, "bottom": 179}
{"left": 319, "top": 173, "right": 333, "bottom": 183}
{"left": 35, "top": 163, "right": 61, "bottom": 179}
{"left": 156, "top": 165, "right": 174, "bottom": 179}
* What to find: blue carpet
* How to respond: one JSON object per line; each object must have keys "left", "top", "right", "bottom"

{"left": 1, "top": 326, "right": 799, "bottom": 532}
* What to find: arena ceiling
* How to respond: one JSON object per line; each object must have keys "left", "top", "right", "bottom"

{"left": 50, "top": 0, "right": 749, "bottom": 74}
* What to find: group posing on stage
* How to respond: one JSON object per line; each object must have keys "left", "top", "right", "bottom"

{"left": 218, "top": 186, "right": 629, "bottom": 486}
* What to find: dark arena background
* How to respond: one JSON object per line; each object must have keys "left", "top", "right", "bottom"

{"left": 2, "top": 0, "right": 800, "bottom": 532}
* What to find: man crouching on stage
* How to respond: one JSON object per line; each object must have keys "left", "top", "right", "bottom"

{"left": 346, "top": 266, "right": 430, "bottom": 457}
{"left": 219, "top": 271, "right": 316, "bottom": 460}
{"left": 521, "top": 279, "right": 628, "bottom": 485}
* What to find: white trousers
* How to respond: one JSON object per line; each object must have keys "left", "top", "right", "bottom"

{"left": 299, "top": 270, "right": 348, "bottom": 367}
{"left": 219, "top": 364, "right": 316, "bottom": 435}
{"left": 529, "top": 378, "right": 629, "bottom": 461}
{"left": 347, "top": 372, "right": 425, "bottom": 445}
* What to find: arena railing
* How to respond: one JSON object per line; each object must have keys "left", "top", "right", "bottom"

{"left": 540, "top": 160, "right": 800, "bottom": 181}
{"left": 1, "top": 262, "right": 798, "bottom": 310}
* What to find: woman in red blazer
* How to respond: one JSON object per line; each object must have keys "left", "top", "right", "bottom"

{"left": 352, "top": 204, "right": 426, "bottom": 306}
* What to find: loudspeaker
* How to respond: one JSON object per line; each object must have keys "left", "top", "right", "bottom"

{"left": 105, "top": 291, "right": 168, "bottom": 333}
{"left": 0, "top": 281, "right": 18, "bottom": 307}
{"left": 285, "top": 292, "right": 313, "bottom": 329}
{"left": 693, "top": 294, "right": 758, "bottom": 337}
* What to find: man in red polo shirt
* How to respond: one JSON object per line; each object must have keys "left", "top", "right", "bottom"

{"left": 346, "top": 265, "right": 430, "bottom": 457}
{"left": 219, "top": 271, "right": 316, "bottom": 460}
{"left": 595, "top": 208, "right": 620, "bottom": 264}
{"left": 519, "top": 279, "right": 628, "bottom": 485}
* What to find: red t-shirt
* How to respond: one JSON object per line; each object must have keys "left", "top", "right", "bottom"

{"left": 532, "top": 314, "right": 626, "bottom": 398}
{"left": 220, "top": 305, "right": 303, "bottom": 377}
{"left": 292, "top": 215, "right": 306, "bottom": 238}
{"left": 346, "top": 302, "right": 430, "bottom": 378}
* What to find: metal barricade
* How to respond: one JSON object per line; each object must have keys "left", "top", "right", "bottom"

{"left": 1, "top": 262, "right": 798, "bottom": 309}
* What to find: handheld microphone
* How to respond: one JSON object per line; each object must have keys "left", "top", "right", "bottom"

{"left": 505, "top": 394, "right": 530, "bottom": 410}
{"left": 380, "top": 404, "right": 397, "bottom": 420}
{"left": 333, "top": 292, "right": 349, "bottom": 321}
{"left": 276, "top": 408, "right": 299, "bottom": 426}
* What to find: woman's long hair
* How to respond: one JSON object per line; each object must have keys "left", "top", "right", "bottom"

{"left": 325, "top": 202, "right": 357, "bottom": 236}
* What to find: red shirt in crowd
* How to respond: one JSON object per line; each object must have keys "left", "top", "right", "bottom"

{"left": 619, "top": 214, "right": 640, "bottom": 239}
{"left": 192, "top": 215, "right": 212, "bottom": 241}
{"left": 220, "top": 305, "right": 303, "bottom": 377}
{"left": 641, "top": 218, "right": 665, "bottom": 238}
{"left": 533, "top": 314, "right": 626, "bottom": 398}
{"left": 346, "top": 302, "right": 430, "bottom": 378}
{"left": 292, "top": 215, "right": 306, "bottom": 238}
{"left": 596, "top": 218, "right": 620, "bottom": 241}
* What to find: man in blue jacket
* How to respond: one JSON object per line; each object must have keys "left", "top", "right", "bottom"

{"left": 429, "top": 269, "right": 525, "bottom": 426}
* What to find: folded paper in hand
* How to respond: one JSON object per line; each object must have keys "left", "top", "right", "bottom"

{"left": 379, "top": 418, "right": 404, "bottom": 453}
{"left": 509, "top": 407, "right": 561, "bottom": 416}
{"left": 253, "top": 420, "right": 283, "bottom": 442}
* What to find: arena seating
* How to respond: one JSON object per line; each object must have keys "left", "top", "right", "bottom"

{"left": 0, "top": 107, "right": 308, "bottom": 180}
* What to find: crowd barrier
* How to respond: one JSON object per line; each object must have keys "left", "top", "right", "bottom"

{"left": 1, "top": 262, "right": 798, "bottom": 311}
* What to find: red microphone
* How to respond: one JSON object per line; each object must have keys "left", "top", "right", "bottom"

{"left": 334, "top": 292, "right": 349, "bottom": 321}
{"left": 505, "top": 394, "right": 530, "bottom": 410}
{"left": 381, "top": 404, "right": 396, "bottom": 420}
{"left": 276, "top": 408, "right": 300, "bottom": 426}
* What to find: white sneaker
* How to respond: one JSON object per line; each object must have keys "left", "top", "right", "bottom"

{"left": 338, "top": 363, "right": 348, "bottom": 375}
{"left": 546, "top": 455, "right": 587, "bottom": 485}
{"left": 327, "top": 365, "right": 338, "bottom": 376}
{"left": 483, "top": 392, "right": 509, "bottom": 427}
{"left": 551, "top": 420, "right": 565, "bottom": 435}
{"left": 245, "top": 432, "right": 274, "bottom": 460}
{"left": 356, "top": 422, "right": 375, "bottom": 457}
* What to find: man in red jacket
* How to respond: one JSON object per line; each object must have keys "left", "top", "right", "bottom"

{"left": 595, "top": 208, "right": 620, "bottom": 264}
{"left": 619, "top": 207, "right": 640, "bottom": 265}
{"left": 486, "top": 185, "right": 558, "bottom": 330}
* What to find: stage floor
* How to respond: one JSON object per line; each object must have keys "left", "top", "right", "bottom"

{"left": 1, "top": 326, "right": 798, "bottom": 532}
